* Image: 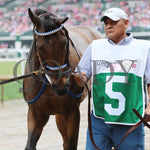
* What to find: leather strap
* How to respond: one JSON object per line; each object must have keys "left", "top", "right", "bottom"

{"left": 133, "top": 109, "right": 150, "bottom": 128}
{"left": 85, "top": 83, "right": 101, "bottom": 150}
{"left": 0, "top": 72, "right": 34, "bottom": 85}
{"left": 115, "top": 108, "right": 150, "bottom": 150}
{"left": 114, "top": 120, "right": 142, "bottom": 149}
{"left": 0, "top": 70, "right": 44, "bottom": 85}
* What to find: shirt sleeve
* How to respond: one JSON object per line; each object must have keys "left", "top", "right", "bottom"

{"left": 144, "top": 49, "right": 150, "bottom": 84}
{"left": 75, "top": 43, "right": 92, "bottom": 79}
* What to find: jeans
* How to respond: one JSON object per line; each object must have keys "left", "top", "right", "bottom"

{"left": 86, "top": 113, "right": 145, "bottom": 150}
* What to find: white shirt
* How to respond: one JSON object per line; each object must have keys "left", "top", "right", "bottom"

{"left": 77, "top": 33, "right": 150, "bottom": 84}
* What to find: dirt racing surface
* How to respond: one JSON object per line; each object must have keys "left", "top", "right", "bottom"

{"left": 0, "top": 98, "right": 150, "bottom": 150}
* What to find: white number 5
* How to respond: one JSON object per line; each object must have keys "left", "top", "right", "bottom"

{"left": 105, "top": 76, "right": 125, "bottom": 116}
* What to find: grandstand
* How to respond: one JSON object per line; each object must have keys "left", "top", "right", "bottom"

{"left": 0, "top": 0, "right": 150, "bottom": 58}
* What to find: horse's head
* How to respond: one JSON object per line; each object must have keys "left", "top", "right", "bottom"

{"left": 28, "top": 8, "right": 71, "bottom": 96}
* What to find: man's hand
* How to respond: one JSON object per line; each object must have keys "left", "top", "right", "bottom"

{"left": 145, "top": 84, "right": 150, "bottom": 121}
{"left": 145, "top": 101, "right": 150, "bottom": 122}
{"left": 73, "top": 72, "right": 88, "bottom": 87}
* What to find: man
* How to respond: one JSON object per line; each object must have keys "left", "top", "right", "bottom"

{"left": 74, "top": 8, "right": 150, "bottom": 150}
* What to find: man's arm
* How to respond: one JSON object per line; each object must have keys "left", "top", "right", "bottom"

{"left": 144, "top": 48, "right": 150, "bottom": 117}
{"left": 145, "top": 84, "right": 150, "bottom": 116}
{"left": 74, "top": 72, "right": 88, "bottom": 87}
{"left": 74, "top": 43, "right": 92, "bottom": 87}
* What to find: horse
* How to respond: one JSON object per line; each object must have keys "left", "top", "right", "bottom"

{"left": 23, "top": 8, "right": 102, "bottom": 150}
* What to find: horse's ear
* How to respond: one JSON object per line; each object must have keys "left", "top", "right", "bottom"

{"left": 28, "top": 8, "right": 40, "bottom": 27}
{"left": 56, "top": 17, "right": 69, "bottom": 25}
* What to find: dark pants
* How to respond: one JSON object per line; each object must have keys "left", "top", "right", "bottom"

{"left": 86, "top": 113, "right": 145, "bottom": 150}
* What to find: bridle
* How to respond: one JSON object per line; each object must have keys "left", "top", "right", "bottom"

{"left": 34, "top": 24, "right": 64, "bottom": 36}
{"left": 32, "top": 23, "right": 73, "bottom": 80}
{"left": 22, "top": 21, "right": 82, "bottom": 102}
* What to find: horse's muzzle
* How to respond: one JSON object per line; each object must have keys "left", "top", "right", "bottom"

{"left": 52, "top": 82, "right": 69, "bottom": 96}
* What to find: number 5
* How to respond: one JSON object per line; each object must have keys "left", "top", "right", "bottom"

{"left": 105, "top": 76, "right": 126, "bottom": 116}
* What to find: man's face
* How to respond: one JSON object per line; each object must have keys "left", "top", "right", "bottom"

{"left": 103, "top": 17, "right": 129, "bottom": 44}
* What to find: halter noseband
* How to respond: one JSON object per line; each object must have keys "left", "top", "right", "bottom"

{"left": 45, "top": 64, "right": 67, "bottom": 71}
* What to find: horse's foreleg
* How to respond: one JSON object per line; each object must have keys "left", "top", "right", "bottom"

{"left": 56, "top": 114, "right": 68, "bottom": 150}
{"left": 66, "top": 106, "right": 80, "bottom": 150}
{"left": 56, "top": 106, "right": 80, "bottom": 150}
{"left": 25, "top": 109, "right": 49, "bottom": 150}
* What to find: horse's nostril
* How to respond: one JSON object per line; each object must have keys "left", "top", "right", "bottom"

{"left": 52, "top": 84, "right": 56, "bottom": 90}
{"left": 65, "top": 83, "right": 69, "bottom": 88}
{"left": 58, "top": 90, "right": 67, "bottom": 96}
{"left": 52, "top": 84, "right": 69, "bottom": 96}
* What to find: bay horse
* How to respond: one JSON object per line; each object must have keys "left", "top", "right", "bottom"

{"left": 23, "top": 8, "right": 102, "bottom": 150}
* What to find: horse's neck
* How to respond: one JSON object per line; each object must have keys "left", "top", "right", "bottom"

{"left": 69, "top": 41, "right": 81, "bottom": 71}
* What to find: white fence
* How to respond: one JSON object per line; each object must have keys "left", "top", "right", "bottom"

{"left": 0, "top": 48, "right": 29, "bottom": 58}
{"left": 0, "top": 48, "right": 29, "bottom": 75}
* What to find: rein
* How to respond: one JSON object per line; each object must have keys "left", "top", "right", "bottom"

{"left": 85, "top": 83, "right": 102, "bottom": 150}
{"left": 0, "top": 70, "right": 43, "bottom": 85}
{"left": 114, "top": 109, "right": 150, "bottom": 150}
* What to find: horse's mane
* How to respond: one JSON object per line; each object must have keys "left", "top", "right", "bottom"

{"left": 33, "top": 8, "right": 47, "bottom": 16}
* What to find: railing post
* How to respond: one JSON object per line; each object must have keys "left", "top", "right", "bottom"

{"left": 1, "top": 84, "right": 4, "bottom": 106}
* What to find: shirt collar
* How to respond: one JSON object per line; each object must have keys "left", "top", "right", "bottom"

{"left": 107, "top": 33, "right": 132, "bottom": 45}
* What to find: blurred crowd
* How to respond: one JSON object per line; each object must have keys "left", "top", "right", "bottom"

{"left": 0, "top": 0, "right": 150, "bottom": 36}
{"left": 0, "top": 0, "right": 45, "bottom": 36}
{"left": 51, "top": 0, "right": 150, "bottom": 32}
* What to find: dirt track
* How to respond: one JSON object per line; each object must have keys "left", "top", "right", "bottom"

{"left": 0, "top": 98, "right": 149, "bottom": 150}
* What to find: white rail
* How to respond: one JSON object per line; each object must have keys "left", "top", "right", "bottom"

{"left": 0, "top": 48, "right": 29, "bottom": 74}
